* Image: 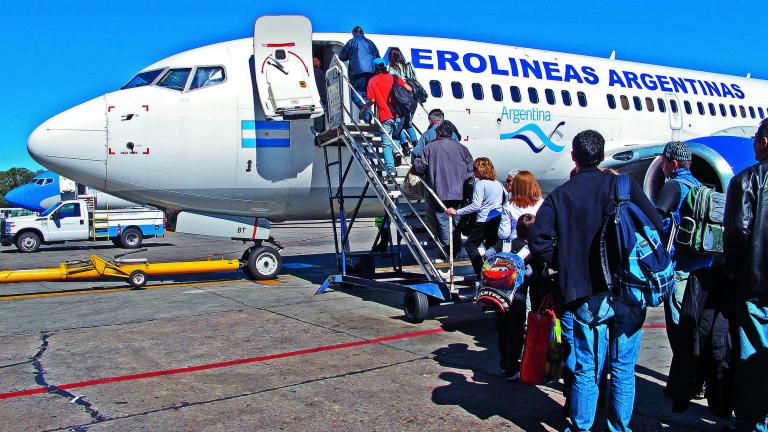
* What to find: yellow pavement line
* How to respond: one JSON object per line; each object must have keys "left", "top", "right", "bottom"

{"left": 0, "top": 276, "right": 290, "bottom": 301}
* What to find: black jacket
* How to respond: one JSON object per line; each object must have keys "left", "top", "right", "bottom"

{"left": 529, "top": 167, "right": 662, "bottom": 306}
{"left": 724, "top": 159, "right": 768, "bottom": 297}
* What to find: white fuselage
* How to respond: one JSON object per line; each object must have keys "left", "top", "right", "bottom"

{"left": 28, "top": 32, "right": 768, "bottom": 221}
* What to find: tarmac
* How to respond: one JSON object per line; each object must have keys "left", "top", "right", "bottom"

{"left": 0, "top": 220, "right": 732, "bottom": 431}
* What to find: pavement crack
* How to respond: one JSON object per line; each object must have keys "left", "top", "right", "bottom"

{"left": 50, "top": 357, "right": 427, "bottom": 432}
{"left": 0, "top": 359, "right": 32, "bottom": 369}
{"left": 31, "top": 331, "right": 108, "bottom": 423}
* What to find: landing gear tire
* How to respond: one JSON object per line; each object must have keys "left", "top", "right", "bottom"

{"left": 120, "top": 228, "right": 143, "bottom": 249}
{"left": 245, "top": 246, "right": 282, "bottom": 280}
{"left": 15, "top": 232, "right": 41, "bottom": 253}
{"left": 128, "top": 270, "right": 147, "bottom": 289}
{"left": 404, "top": 289, "right": 429, "bottom": 323}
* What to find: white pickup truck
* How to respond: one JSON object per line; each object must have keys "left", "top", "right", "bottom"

{"left": 1, "top": 199, "right": 165, "bottom": 253}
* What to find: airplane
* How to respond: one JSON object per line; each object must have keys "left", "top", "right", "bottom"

{"left": 4, "top": 170, "right": 138, "bottom": 213}
{"left": 25, "top": 15, "right": 767, "bottom": 277}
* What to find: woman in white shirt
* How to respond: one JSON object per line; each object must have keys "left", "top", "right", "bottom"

{"left": 498, "top": 170, "right": 544, "bottom": 250}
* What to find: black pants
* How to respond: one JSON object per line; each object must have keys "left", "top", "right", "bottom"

{"left": 496, "top": 282, "right": 544, "bottom": 376}
{"left": 465, "top": 216, "right": 501, "bottom": 275}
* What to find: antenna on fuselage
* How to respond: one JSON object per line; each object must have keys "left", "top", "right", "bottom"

{"left": 609, "top": 50, "right": 616, "bottom": 60}
{"left": 747, "top": 73, "right": 752, "bottom": 78}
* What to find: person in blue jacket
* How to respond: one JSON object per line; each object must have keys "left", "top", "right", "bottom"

{"left": 339, "top": 26, "right": 379, "bottom": 122}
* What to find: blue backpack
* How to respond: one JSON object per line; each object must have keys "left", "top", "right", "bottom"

{"left": 600, "top": 175, "right": 675, "bottom": 307}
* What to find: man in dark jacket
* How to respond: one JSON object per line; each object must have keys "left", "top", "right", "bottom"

{"left": 338, "top": 26, "right": 379, "bottom": 122}
{"left": 412, "top": 121, "right": 473, "bottom": 248}
{"left": 723, "top": 118, "right": 768, "bottom": 432}
{"left": 529, "top": 130, "right": 663, "bottom": 431}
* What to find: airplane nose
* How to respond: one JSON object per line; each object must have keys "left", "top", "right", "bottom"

{"left": 28, "top": 96, "right": 107, "bottom": 189}
{"left": 3, "top": 187, "right": 24, "bottom": 208}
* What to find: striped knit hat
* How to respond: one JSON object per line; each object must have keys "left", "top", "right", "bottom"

{"left": 662, "top": 141, "right": 692, "bottom": 162}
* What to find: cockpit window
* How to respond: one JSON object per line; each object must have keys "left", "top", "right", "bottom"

{"left": 189, "top": 66, "right": 226, "bottom": 90}
{"left": 122, "top": 69, "right": 164, "bottom": 90}
{"left": 44, "top": 178, "right": 53, "bottom": 185}
{"left": 156, "top": 68, "right": 192, "bottom": 91}
{"left": 33, "top": 179, "right": 44, "bottom": 185}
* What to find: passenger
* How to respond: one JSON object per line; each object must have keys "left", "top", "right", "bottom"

{"left": 446, "top": 157, "right": 506, "bottom": 276}
{"left": 498, "top": 170, "right": 544, "bottom": 251}
{"left": 723, "top": 118, "right": 768, "bottom": 432}
{"left": 312, "top": 56, "right": 327, "bottom": 134}
{"left": 338, "top": 26, "right": 380, "bottom": 122}
{"left": 495, "top": 213, "right": 543, "bottom": 381}
{"left": 653, "top": 141, "right": 714, "bottom": 405}
{"left": 412, "top": 121, "right": 473, "bottom": 251}
{"left": 362, "top": 58, "right": 413, "bottom": 176}
{"left": 529, "top": 130, "right": 662, "bottom": 431}
{"left": 387, "top": 47, "right": 419, "bottom": 153}
{"left": 411, "top": 109, "right": 459, "bottom": 158}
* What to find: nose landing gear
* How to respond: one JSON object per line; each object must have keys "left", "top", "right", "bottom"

{"left": 241, "top": 238, "right": 283, "bottom": 280}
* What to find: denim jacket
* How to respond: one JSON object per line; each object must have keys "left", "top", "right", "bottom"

{"left": 339, "top": 35, "right": 380, "bottom": 76}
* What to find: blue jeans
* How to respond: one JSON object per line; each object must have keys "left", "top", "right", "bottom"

{"left": 735, "top": 297, "right": 768, "bottom": 432}
{"left": 381, "top": 117, "right": 403, "bottom": 172}
{"left": 560, "top": 311, "right": 576, "bottom": 400}
{"left": 400, "top": 126, "right": 417, "bottom": 145}
{"left": 350, "top": 73, "right": 372, "bottom": 122}
{"left": 565, "top": 294, "right": 646, "bottom": 432}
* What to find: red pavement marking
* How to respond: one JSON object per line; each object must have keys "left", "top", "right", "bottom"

{"left": 0, "top": 328, "right": 444, "bottom": 401}
{"left": 642, "top": 324, "right": 667, "bottom": 329}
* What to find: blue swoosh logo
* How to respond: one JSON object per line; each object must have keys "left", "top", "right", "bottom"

{"left": 500, "top": 123, "right": 566, "bottom": 153}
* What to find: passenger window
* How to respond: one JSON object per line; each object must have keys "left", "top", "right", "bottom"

{"left": 646, "top": 97, "right": 655, "bottom": 112}
{"left": 620, "top": 95, "right": 629, "bottom": 110}
{"left": 749, "top": 106, "right": 756, "bottom": 119}
{"left": 122, "top": 68, "right": 164, "bottom": 90}
{"left": 709, "top": 103, "right": 716, "bottom": 116}
{"left": 670, "top": 99, "right": 679, "bottom": 113}
{"left": 57, "top": 203, "right": 81, "bottom": 219}
{"left": 561, "top": 90, "right": 572, "bottom": 106}
{"left": 658, "top": 98, "right": 667, "bottom": 113}
{"left": 545, "top": 89, "right": 556, "bottom": 105}
{"left": 510, "top": 86, "right": 522, "bottom": 102}
{"left": 759, "top": 107, "right": 765, "bottom": 119}
{"left": 189, "top": 66, "right": 226, "bottom": 90}
{"left": 633, "top": 96, "right": 642, "bottom": 111}
{"left": 719, "top": 104, "right": 727, "bottom": 117}
{"left": 157, "top": 68, "right": 192, "bottom": 91}
{"left": 577, "top": 91, "right": 587, "bottom": 107}
{"left": 697, "top": 102, "right": 705, "bottom": 115}
{"left": 740, "top": 105, "right": 747, "bottom": 118}
{"left": 528, "top": 87, "right": 539, "bottom": 104}
{"left": 451, "top": 81, "right": 464, "bottom": 99}
{"left": 429, "top": 80, "right": 442, "bottom": 98}
{"left": 491, "top": 84, "right": 503, "bottom": 101}
{"left": 607, "top": 94, "right": 616, "bottom": 110}
{"left": 472, "top": 83, "right": 484, "bottom": 100}
{"left": 684, "top": 101, "right": 692, "bottom": 115}
{"left": 729, "top": 105, "right": 737, "bottom": 117}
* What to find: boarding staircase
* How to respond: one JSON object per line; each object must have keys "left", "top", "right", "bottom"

{"left": 316, "top": 56, "right": 476, "bottom": 322}
{"left": 79, "top": 194, "right": 110, "bottom": 241}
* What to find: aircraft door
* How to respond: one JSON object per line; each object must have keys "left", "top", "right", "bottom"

{"left": 665, "top": 94, "right": 683, "bottom": 141}
{"left": 253, "top": 15, "right": 323, "bottom": 120}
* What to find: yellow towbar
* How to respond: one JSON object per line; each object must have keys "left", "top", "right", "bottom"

{"left": 0, "top": 254, "right": 240, "bottom": 288}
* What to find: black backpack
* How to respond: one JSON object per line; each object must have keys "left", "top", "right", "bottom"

{"left": 388, "top": 75, "right": 417, "bottom": 118}
{"left": 407, "top": 78, "right": 428, "bottom": 104}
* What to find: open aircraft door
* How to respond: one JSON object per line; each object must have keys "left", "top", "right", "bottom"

{"left": 253, "top": 16, "right": 323, "bottom": 120}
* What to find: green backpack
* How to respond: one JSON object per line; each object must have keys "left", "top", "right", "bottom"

{"left": 674, "top": 179, "right": 726, "bottom": 255}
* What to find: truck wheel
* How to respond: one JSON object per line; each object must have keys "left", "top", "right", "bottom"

{"left": 245, "top": 246, "right": 282, "bottom": 280}
{"left": 403, "top": 290, "right": 429, "bottom": 323}
{"left": 15, "top": 232, "right": 41, "bottom": 253}
{"left": 120, "top": 228, "right": 143, "bottom": 249}
{"left": 128, "top": 270, "right": 148, "bottom": 289}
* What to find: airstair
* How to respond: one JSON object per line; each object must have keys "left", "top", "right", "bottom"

{"left": 316, "top": 56, "right": 477, "bottom": 323}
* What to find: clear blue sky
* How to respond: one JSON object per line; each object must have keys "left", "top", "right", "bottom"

{"left": 2, "top": 1, "right": 765, "bottom": 170}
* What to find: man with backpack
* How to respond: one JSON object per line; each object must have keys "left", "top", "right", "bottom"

{"left": 530, "top": 130, "right": 666, "bottom": 431}
{"left": 339, "top": 26, "right": 379, "bottom": 122}
{"left": 361, "top": 58, "right": 413, "bottom": 176}
{"left": 723, "top": 118, "right": 768, "bottom": 431}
